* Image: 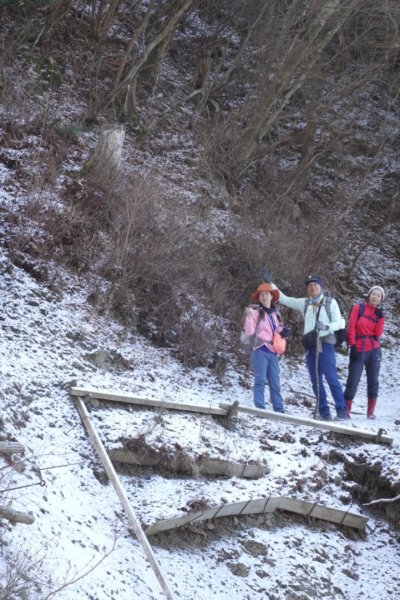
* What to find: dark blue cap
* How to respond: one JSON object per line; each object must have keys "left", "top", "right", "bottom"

{"left": 304, "top": 275, "right": 323, "bottom": 288}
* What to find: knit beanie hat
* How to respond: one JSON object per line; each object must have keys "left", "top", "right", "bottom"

{"left": 366, "top": 285, "right": 385, "bottom": 302}
{"left": 304, "top": 274, "right": 323, "bottom": 288}
{"left": 251, "top": 283, "right": 280, "bottom": 303}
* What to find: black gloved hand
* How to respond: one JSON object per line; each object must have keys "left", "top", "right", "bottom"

{"left": 375, "top": 307, "right": 384, "bottom": 319}
{"left": 316, "top": 320, "right": 329, "bottom": 331}
{"left": 261, "top": 266, "right": 273, "bottom": 283}
{"left": 281, "top": 325, "right": 292, "bottom": 339}
{"left": 350, "top": 345, "right": 358, "bottom": 359}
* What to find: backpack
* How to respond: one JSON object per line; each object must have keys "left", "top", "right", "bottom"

{"left": 303, "top": 296, "right": 347, "bottom": 350}
{"left": 354, "top": 302, "right": 379, "bottom": 325}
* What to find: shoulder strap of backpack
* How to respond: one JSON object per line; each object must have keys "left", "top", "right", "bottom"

{"left": 304, "top": 296, "right": 332, "bottom": 319}
{"left": 356, "top": 303, "right": 364, "bottom": 319}
{"left": 356, "top": 302, "right": 379, "bottom": 323}
{"left": 324, "top": 296, "right": 332, "bottom": 321}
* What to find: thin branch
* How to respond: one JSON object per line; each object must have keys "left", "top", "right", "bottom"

{"left": 43, "top": 538, "right": 118, "bottom": 600}
{"left": 363, "top": 494, "right": 400, "bottom": 506}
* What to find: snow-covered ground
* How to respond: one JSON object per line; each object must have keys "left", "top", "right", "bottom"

{"left": 0, "top": 251, "right": 399, "bottom": 600}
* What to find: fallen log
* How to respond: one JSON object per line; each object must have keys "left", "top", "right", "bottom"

{"left": 0, "top": 505, "right": 34, "bottom": 524}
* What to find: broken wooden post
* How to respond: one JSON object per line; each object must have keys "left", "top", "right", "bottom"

{"left": 225, "top": 401, "right": 239, "bottom": 421}
{"left": 86, "top": 124, "right": 125, "bottom": 175}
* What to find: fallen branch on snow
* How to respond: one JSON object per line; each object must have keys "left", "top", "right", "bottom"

{"left": 0, "top": 504, "right": 34, "bottom": 524}
{"left": 363, "top": 494, "right": 400, "bottom": 506}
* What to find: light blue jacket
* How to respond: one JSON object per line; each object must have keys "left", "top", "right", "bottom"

{"left": 274, "top": 286, "right": 344, "bottom": 339}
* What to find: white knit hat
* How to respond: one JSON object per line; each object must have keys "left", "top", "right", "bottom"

{"left": 366, "top": 285, "right": 385, "bottom": 302}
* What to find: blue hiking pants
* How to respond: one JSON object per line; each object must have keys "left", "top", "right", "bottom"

{"left": 305, "top": 343, "right": 346, "bottom": 418}
{"left": 252, "top": 348, "right": 285, "bottom": 412}
{"left": 344, "top": 347, "right": 381, "bottom": 401}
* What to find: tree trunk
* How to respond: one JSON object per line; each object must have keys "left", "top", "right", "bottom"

{"left": 87, "top": 125, "right": 125, "bottom": 176}
{"left": 107, "top": 0, "right": 194, "bottom": 112}
{"left": 230, "top": 0, "right": 353, "bottom": 171}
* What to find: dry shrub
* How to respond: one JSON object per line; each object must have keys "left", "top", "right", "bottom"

{"left": 0, "top": 546, "right": 49, "bottom": 600}
{"left": 14, "top": 163, "right": 335, "bottom": 370}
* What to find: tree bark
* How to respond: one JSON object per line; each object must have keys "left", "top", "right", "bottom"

{"left": 230, "top": 0, "right": 355, "bottom": 171}
{"left": 107, "top": 0, "right": 194, "bottom": 112}
{"left": 87, "top": 125, "right": 125, "bottom": 175}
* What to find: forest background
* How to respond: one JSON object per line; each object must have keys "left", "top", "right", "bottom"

{"left": 1, "top": 0, "right": 399, "bottom": 375}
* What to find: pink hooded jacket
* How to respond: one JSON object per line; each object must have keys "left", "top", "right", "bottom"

{"left": 244, "top": 308, "right": 283, "bottom": 352}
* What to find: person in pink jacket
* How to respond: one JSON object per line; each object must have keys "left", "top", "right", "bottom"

{"left": 243, "top": 283, "right": 286, "bottom": 412}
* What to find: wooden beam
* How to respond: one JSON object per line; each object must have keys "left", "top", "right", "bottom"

{"left": 145, "top": 496, "right": 368, "bottom": 535}
{"left": 70, "top": 386, "right": 227, "bottom": 416}
{"left": 0, "top": 442, "right": 24, "bottom": 455}
{"left": 109, "top": 449, "right": 268, "bottom": 479}
{"left": 74, "top": 397, "right": 177, "bottom": 600}
{"left": 69, "top": 387, "right": 392, "bottom": 445}
{"left": 220, "top": 403, "right": 393, "bottom": 445}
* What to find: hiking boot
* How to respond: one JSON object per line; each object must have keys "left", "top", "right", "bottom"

{"left": 318, "top": 413, "right": 333, "bottom": 422}
{"left": 367, "top": 398, "right": 377, "bottom": 419}
{"left": 345, "top": 399, "right": 352, "bottom": 418}
{"left": 334, "top": 413, "right": 350, "bottom": 422}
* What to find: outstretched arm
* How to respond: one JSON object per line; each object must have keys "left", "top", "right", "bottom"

{"left": 271, "top": 284, "right": 306, "bottom": 312}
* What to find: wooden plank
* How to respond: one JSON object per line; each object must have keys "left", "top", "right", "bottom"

{"left": 69, "top": 387, "right": 392, "bottom": 444}
{"left": 70, "top": 386, "right": 227, "bottom": 416}
{"left": 0, "top": 442, "right": 24, "bottom": 455}
{"left": 109, "top": 449, "right": 268, "bottom": 479}
{"left": 220, "top": 403, "right": 393, "bottom": 445}
{"left": 74, "top": 397, "right": 176, "bottom": 600}
{"left": 277, "top": 497, "right": 367, "bottom": 529}
{"left": 145, "top": 496, "right": 367, "bottom": 536}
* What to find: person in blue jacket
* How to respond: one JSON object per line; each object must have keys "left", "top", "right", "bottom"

{"left": 272, "top": 275, "right": 348, "bottom": 421}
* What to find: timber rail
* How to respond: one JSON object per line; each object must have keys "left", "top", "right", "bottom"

{"left": 70, "top": 386, "right": 393, "bottom": 445}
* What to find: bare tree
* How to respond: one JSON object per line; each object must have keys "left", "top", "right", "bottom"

{"left": 106, "top": 0, "right": 195, "bottom": 115}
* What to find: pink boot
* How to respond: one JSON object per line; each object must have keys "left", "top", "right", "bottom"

{"left": 345, "top": 399, "right": 352, "bottom": 418}
{"left": 367, "top": 398, "right": 377, "bottom": 419}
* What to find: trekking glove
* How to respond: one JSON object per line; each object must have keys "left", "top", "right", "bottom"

{"left": 281, "top": 325, "right": 292, "bottom": 339}
{"left": 316, "top": 320, "right": 329, "bottom": 331}
{"left": 375, "top": 307, "right": 384, "bottom": 319}
{"left": 350, "top": 345, "right": 358, "bottom": 359}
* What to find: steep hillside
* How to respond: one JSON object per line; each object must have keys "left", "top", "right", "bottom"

{"left": 0, "top": 2, "right": 399, "bottom": 599}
